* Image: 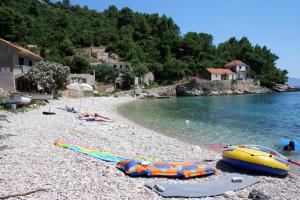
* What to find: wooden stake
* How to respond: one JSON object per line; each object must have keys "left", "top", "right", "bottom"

{"left": 0, "top": 188, "right": 48, "bottom": 199}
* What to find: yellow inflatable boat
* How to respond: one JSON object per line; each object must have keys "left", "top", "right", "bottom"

{"left": 222, "top": 145, "right": 291, "bottom": 176}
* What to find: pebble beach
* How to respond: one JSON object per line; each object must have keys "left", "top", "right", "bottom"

{"left": 0, "top": 97, "right": 299, "bottom": 200}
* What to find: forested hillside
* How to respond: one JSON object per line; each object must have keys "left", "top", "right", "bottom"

{"left": 0, "top": 0, "right": 288, "bottom": 86}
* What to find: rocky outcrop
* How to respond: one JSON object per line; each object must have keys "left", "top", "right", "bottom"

{"left": 148, "top": 85, "right": 177, "bottom": 96}
{"left": 113, "top": 85, "right": 176, "bottom": 98}
{"left": 271, "top": 84, "right": 300, "bottom": 92}
{"left": 176, "top": 80, "right": 271, "bottom": 96}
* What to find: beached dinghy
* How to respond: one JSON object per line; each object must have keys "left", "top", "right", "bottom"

{"left": 2, "top": 95, "right": 32, "bottom": 105}
{"left": 222, "top": 145, "right": 291, "bottom": 176}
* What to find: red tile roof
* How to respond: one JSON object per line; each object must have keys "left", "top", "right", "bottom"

{"left": 224, "top": 60, "right": 246, "bottom": 68}
{"left": 206, "top": 68, "right": 236, "bottom": 74}
{"left": 0, "top": 38, "right": 42, "bottom": 60}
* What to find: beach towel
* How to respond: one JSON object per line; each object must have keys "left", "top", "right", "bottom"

{"left": 145, "top": 173, "right": 259, "bottom": 198}
{"left": 117, "top": 160, "right": 217, "bottom": 178}
{"left": 54, "top": 140, "right": 153, "bottom": 163}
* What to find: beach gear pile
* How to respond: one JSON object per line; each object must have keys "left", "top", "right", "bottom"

{"left": 54, "top": 140, "right": 217, "bottom": 178}
{"left": 56, "top": 140, "right": 300, "bottom": 198}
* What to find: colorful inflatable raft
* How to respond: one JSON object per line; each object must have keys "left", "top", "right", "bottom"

{"left": 223, "top": 145, "right": 291, "bottom": 176}
{"left": 117, "top": 160, "right": 218, "bottom": 178}
{"left": 54, "top": 140, "right": 153, "bottom": 163}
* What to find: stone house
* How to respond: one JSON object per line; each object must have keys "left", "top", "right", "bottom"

{"left": 105, "top": 62, "right": 132, "bottom": 71}
{"left": 134, "top": 72, "right": 155, "bottom": 86}
{"left": 69, "top": 73, "right": 95, "bottom": 87}
{"left": 224, "top": 60, "right": 250, "bottom": 80}
{"left": 0, "top": 38, "right": 42, "bottom": 92}
{"left": 202, "top": 68, "right": 237, "bottom": 80}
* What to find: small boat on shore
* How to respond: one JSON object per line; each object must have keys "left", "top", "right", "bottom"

{"left": 2, "top": 95, "right": 32, "bottom": 105}
{"left": 223, "top": 145, "right": 291, "bottom": 176}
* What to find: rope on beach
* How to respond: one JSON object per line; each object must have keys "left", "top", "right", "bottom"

{"left": 0, "top": 188, "right": 48, "bottom": 199}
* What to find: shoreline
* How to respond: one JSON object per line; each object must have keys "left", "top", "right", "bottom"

{"left": 0, "top": 97, "right": 299, "bottom": 199}
{"left": 115, "top": 98, "right": 213, "bottom": 152}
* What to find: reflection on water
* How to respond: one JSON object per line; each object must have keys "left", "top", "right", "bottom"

{"left": 118, "top": 92, "right": 300, "bottom": 160}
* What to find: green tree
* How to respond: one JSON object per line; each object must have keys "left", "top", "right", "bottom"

{"left": 26, "top": 61, "right": 70, "bottom": 94}
{"left": 133, "top": 63, "right": 149, "bottom": 77}
{"left": 0, "top": 7, "right": 28, "bottom": 41}
{"left": 120, "top": 69, "right": 134, "bottom": 89}
{"left": 95, "top": 65, "right": 118, "bottom": 83}
{"left": 0, "top": 0, "right": 288, "bottom": 87}
{"left": 61, "top": 0, "right": 71, "bottom": 9}
{"left": 59, "top": 38, "right": 74, "bottom": 56}
{"left": 68, "top": 55, "right": 91, "bottom": 74}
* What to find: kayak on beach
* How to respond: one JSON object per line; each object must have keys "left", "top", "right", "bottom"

{"left": 222, "top": 145, "right": 292, "bottom": 176}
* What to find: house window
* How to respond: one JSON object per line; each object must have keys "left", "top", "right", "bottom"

{"left": 113, "top": 65, "right": 117, "bottom": 69}
{"left": 215, "top": 74, "right": 217, "bottom": 78}
{"left": 120, "top": 65, "right": 123, "bottom": 69}
{"left": 19, "top": 57, "right": 25, "bottom": 65}
{"left": 28, "top": 60, "right": 33, "bottom": 66}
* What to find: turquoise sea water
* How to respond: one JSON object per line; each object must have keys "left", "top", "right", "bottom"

{"left": 118, "top": 92, "right": 300, "bottom": 160}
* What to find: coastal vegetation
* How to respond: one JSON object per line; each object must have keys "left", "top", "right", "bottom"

{"left": 26, "top": 61, "right": 70, "bottom": 94}
{"left": 0, "top": 0, "right": 287, "bottom": 87}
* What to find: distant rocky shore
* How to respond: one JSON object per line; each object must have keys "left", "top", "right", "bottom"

{"left": 176, "top": 80, "right": 269, "bottom": 96}
{"left": 175, "top": 80, "right": 300, "bottom": 97}
{"left": 114, "top": 80, "right": 300, "bottom": 98}
{"left": 271, "top": 83, "right": 300, "bottom": 92}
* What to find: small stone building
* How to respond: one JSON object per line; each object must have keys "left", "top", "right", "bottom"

{"left": 134, "top": 72, "right": 155, "bottom": 86}
{"left": 224, "top": 60, "right": 250, "bottom": 80}
{"left": 0, "top": 38, "right": 42, "bottom": 92}
{"left": 105, "top": 62, "right": 132, "bottom": 71}
{"left": 202, "top": 68, "right": 237, "bottom": 80}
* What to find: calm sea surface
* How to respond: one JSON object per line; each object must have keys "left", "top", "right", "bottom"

{"left": 118, "top": 92, "right": 300, "bottom": 160}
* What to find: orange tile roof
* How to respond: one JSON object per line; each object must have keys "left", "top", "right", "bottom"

{"left": 0, "top": 38, "right": 42, "bottom": 60}
{"left": 206, "top": 68, "right": 236, "bottom": 74}
{"left": 224, "top": 60, "right": 246, "bottom": 68}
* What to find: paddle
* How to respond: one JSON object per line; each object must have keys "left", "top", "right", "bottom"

{"left": 288, "top": 159, "right": 300, "bottom": 167}
{"left": 208, "top": 145, "right": 229, "bottom": 149}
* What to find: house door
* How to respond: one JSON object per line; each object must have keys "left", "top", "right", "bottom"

{"left": 15, "top": 76, "right": 37, "bottom": 92}
{"left": 221, "top": 75, "right": 228, "bottom": 80}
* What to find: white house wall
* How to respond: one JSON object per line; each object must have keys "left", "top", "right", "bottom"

{"left": 210, "top": 73, "right": 236, "bottom": 80}
{"left": 211, "top": 74, "right": 220, "bottom": 80}
{"left": 0, "top": 72, "right": 15, "bottom": 92}
{"left": 235, "top": 65, "right": 247, "bottom": 72}
{"left": 0, "top": 43, "right": 16, "bottom": 71}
